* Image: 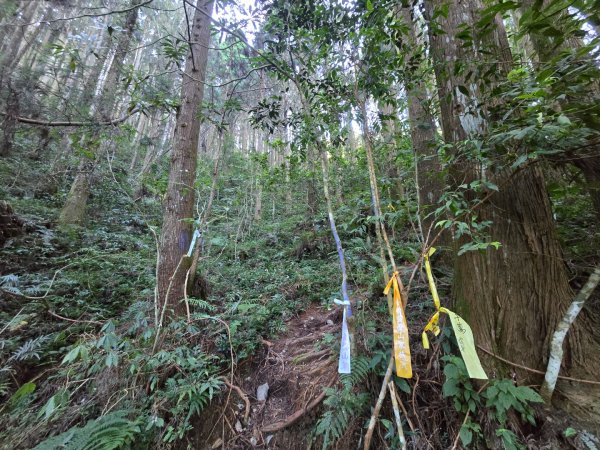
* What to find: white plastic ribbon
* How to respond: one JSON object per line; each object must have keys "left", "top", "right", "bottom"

{"left": 335, "top": 299, "right": 351, "bottom": 374}
{"left": 186, "top": 229, "right": 201, "bottom": 257}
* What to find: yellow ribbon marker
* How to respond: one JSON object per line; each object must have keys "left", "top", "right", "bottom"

{"left": 383, "top": 271, "right": 412, "bottom": 378}
{"left": 422, "top": 248, "right": 488, "bottom": 380}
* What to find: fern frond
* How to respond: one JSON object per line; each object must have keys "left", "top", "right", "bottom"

{"left": 340, "top": 356, "right": 371, "bottom": 389}
{"left": 314, "top": 387, "right": 369, "bottom": 449}
{"left": 32, "top": 410, "right": 142, "bottom": 450}
{"left": 0, "top": 274, "right": 19, "bottom": 287}
{"left": 9, "top": 335, "right": 50, "bottom": 362}
{"left": 0, "top": 380, "right": 10, "bottom": 396}
{"left": 0, "top": 274, "right": 22, "bottom": 295}
{"left": 188, "top": 297, "right": 216, "bottom": 312}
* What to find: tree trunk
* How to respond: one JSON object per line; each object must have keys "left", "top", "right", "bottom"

{"left": 0, "top": 1, "right": 21, "bottom": 48}
{"left": 398, "top": 5, "right": 444, "bottom": 239}
{"left": 7, "top": 6, "right": 48, "bottom": 72}
{"left": 0, "top": 1, "right": 37, "bottom": 154}
{"left": 96, "top": 0, "right": 140, "bottom": 120}
{"left": 253, "top": 132, "right": 263, "bottom": 221}
{"left": 378, "top": 102, "right": 405, "bottom": 202}
{"left": 156, "top": 0, "right": 214, "bottom": 317}
{"left": 58, "top": 0, "right": 140, "bottom": 225}
{"left": 0, "top": 84, "right": 19, "bottom": 156}
{"left": 58, "top": 157, "right": 94, "bottom": 225}
{"left": 0, "top": 0, "right": 37, "bottom": 84}
{"left": 425, "top": 0, "right": 600, "bottom": 422}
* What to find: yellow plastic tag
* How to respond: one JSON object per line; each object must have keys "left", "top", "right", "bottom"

{"left": 441, "top": 308, "right": 487, "bottom": 379}
{"left": 384, "top": 272, "right": 412, "bottom": 378}
{"left": 422, "top": 248, "right": 487, "bottom": 380}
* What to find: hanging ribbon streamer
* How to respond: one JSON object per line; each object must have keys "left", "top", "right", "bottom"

{"left": 334, "top": 299, "right": 351, "bottom": 374}
{"left": 186, "top": 229, "right": 202, "bottom": 257}
{"left": 383, "top": 272, "right": 412, "bottom": 378}
{"left": 422, "top": 248, "right": 487, "bottom": 380}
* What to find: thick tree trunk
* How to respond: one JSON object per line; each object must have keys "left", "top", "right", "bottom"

{"left": 425, "top": 0, "right": 600, "bottom": 422}
{"left": 156, "top": 0, "right": 213, "bottom": 317}
{"left": 572, "top": 155, "right": 600, "bottom": 222}
{"left": 398, "top": 5, "right": 444, "bottom": 238}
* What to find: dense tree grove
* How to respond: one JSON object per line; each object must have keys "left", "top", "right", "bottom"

{"left": 0, "top": 0, "right": 598, "bottom": 449}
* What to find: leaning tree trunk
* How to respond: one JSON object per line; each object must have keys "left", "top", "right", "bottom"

{"left": 156, "top": 0, "right": 214, "bottom": 317}
{"left": 424, "top": 0, "right": 600, "bottom": 423}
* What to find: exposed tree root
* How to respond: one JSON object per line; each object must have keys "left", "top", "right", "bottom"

{"left": 260, "top": 375, "right": 336, "bottom": 433}
{"left": 222, "top": 379, "right": 251, "bottom": 424}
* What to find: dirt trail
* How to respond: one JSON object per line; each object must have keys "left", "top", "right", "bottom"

{"left": 196, "top": 304, "right": 341, "bottom": 449}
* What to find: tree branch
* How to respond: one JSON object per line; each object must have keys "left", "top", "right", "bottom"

{"left": 2, "top": 109, "right": 140, "bottom": 127}
{"left": 182, "top": 0, "right": 295, "bottom": 83}
{"left": 540, "top": 265, "right": 600, "bottom": 401}
{"left": 12, "top": 1, "right": 154, "bottom": 26}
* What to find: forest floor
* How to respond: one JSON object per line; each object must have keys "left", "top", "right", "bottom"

{"left": 193, "top": 304, "right": 341, "bottom": 449}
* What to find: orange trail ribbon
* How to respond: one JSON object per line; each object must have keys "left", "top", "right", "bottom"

{"left": 384, "top": 271, "right": 412, "bottom": 378}
{"left": 422, "top": 248, "right": 487, "bottom": 380}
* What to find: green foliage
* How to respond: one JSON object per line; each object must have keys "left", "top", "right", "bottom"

{"left": 442, "top": 355, "right": 481, "bottom": 414}
{"left": 314, "top": 387, "right": 369, "bottom": 450}
{"left": 484, "top": 380, "right": 543, "bottom": 425}
{"left": 1, "top": 0, "right": 598, "bottom": 447}
{"left": 459, "top": 421, "right": 482, "bottom": 447}
{"left": 32, "top": 410, "right": 143, "bottom": 450}
{"left": 340, "top": 355, "right": 371, "bottom": 390}
{"left": 496, "top": 428, "right": 526, "bottom": 450}
{"left": 8, "top": 335, "right": 50, "bottom": 362}
{"left": 159, "top": 38, "right": 188, "bottom": 69}
{"left": 7, "top": 381, "right": 36, "bottom": 408}
{"left": 442, "top": 356, "right": 544, "bottom": 448}
{"left": 38, "top": 389, "right": 70, "bottom": 421}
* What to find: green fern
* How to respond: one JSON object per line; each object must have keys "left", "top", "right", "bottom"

{"left": 32, "top": 410, "right": 143, "bottom": 450}
{"left": 188, "top": 297, "right": 216, "bottom": 312}
{"left": 0, "top": 274, "right": 21, "bottom": 295}
{"left": 314, "top": 387, "right": 369, "bottom": 450}
{"left": 340, "top": 356, "right": 371, "bottom": 390}
{"left": 9, "top": 335, "right": 50, "bottom": 362}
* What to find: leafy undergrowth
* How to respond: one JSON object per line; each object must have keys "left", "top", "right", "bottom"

{"left": 0, "top": 148, "right": 589, "bottom": 450}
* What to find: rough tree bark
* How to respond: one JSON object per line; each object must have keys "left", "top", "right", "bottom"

{"left": 156, "top": 0, "right": 214, "bottom": 316}
{"left": 398, "top": 5, "right": 444, "bottom": 239}
{"left": 424, "top": 0, "right": 600, "bottom": 423}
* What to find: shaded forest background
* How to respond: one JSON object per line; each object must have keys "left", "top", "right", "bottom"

{"left": 0, "top": 0, "right": 599, "bottom": 449}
